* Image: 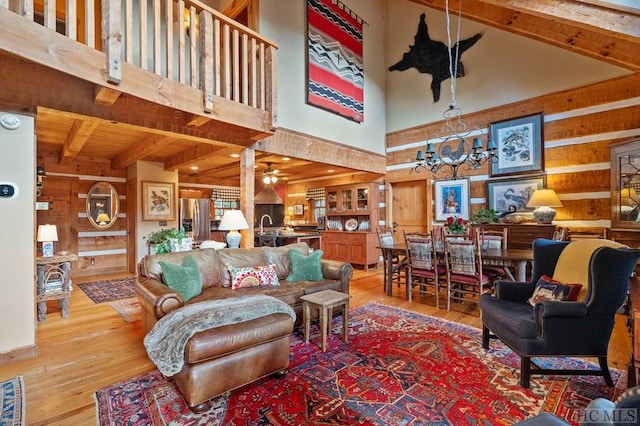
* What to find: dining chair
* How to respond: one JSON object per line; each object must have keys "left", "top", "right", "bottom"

{"left": 568, "top": 227, "right": 608, "bottom": 241}
{"left": 552, "top": 227, "right": 566, "bottom": 241}
{"left": 444, "top": 236, "right": 503, "bottom": 311}
{"left": 475, "top": 227, "right": 509, "bottom": 279}
{"left": 403, "top": 231, "right": 445, "bottom": 306}
{"left": 377, "top": 227, "right": 404, "bottom": 292}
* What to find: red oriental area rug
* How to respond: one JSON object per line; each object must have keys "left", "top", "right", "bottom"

{"left": 95, "top": 303, "right": 625, "bottom": 425}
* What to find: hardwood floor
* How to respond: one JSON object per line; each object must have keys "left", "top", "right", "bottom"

{"left": 0, "top": 268, "right": 632, "bottom": 425}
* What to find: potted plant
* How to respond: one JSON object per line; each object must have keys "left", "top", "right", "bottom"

{"left": 471, "top": 208, "right": 499, "bottom": 224}
{"left": 144, "top": 228, "right": 191, "bottom": 254}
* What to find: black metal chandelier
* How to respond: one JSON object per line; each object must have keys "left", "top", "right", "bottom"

{"left": 413, "top": 0, "right": 498, "bottom": 180}
{"left": 414, "top": 106, "right": 497, "bottom": 180}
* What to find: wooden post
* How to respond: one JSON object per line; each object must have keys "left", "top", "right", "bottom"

{"left": 265, "top": 45, "right": 278, "bottom": 130}
{"left": 240, "top": 148, "right": 255, "bottom": 248}
{"left": 102, "top": 0, "right": 122, "bottom": 84}
{"left": 199, "top": 10, "right": 213, "bottom": 113}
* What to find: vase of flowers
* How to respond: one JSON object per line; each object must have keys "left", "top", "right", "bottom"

{"left": 445, "top": 216, "right": 468, "bottom": 236}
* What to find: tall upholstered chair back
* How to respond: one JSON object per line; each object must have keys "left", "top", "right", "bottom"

{"left": 404, "top": 231, "right": 442, "bottom": 305}
{"left": 480, "top": 238, "right": 640, "bottom": 388}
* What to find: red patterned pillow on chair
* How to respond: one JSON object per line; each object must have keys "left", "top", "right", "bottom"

{"left": 528, "top": 275, "right": 582, "bottom": 306}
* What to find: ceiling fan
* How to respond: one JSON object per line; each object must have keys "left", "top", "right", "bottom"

{"left": 262, "top": 162, "right": 279, "bottom": 184}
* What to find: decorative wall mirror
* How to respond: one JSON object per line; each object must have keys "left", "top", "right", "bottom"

{"left": 610, "top": 139, "right": 640, "bottom": 229}
{"left": 87, "top": 182, "right": 119, "bottom": 229}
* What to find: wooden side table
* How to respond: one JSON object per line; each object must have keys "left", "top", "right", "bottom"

{"left": 300, "top": 289, "right": 351, "bottom": 351}
{"left": 36, "top": 254, "right": 78, "bottom": 321}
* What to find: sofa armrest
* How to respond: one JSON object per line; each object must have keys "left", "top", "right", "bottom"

{"left": 321, "top": 259, "right": 353, "bottom": 294}
{"left": 134, "top": 276, "right": 184, "bottom": 320}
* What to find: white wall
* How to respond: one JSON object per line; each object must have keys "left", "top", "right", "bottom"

{"left": 0, "top": 112, "right": 35, "bottom": 353}
{"left": 384, "top": 0, "right": 631, "bottom": 133}
{"left": 259, "top": 0, "right": 387, "bottom": 155}
{"left": 129, "top": 161, "right": 179, "bottom": 262}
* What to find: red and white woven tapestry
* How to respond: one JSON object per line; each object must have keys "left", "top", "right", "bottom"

{"left": 307, "top": 0, "right": 364, "bottom": 122}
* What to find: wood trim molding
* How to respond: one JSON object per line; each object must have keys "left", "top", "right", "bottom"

{"left": 0, "top": 344, "right": 38, "bottom": 365}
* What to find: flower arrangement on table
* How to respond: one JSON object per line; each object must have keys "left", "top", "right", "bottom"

{"left": 445, "top": 216, "right": 468, "bottom": 235}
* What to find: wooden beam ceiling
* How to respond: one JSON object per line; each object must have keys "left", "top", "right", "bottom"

{"left": 409, "top": 0, "right": 640, "bottom": 70}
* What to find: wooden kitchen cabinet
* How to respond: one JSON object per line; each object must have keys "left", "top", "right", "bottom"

{"left": 322, "top": 183, "right": 379, "bottom": 269}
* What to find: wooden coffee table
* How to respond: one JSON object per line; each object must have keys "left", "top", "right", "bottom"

{"left": 300, "top": 289, "right": 351, "bottom": 351}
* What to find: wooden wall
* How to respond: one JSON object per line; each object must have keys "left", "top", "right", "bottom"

{"left": 384, "top": 72, "right": 640, "bottom": 233}
{"left": 37, "top": 145, "right": 128, "bottom": 277}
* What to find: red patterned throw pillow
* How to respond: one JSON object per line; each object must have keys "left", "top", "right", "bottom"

{"left": 227, "top": 264, "right": 280, "bottom": 290}
{"left": 528, "top": 274, "right": 582, "bottom": 307}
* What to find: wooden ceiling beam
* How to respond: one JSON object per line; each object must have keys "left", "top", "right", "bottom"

{"left": 111, "top": 134, "right": 176, "bottom": 170}
{"left": 58, "top": 119, "right": 99, "bottom": 164}
{"left": 253, "top": 128, "right": 387, "bottom": 175}
{"left": 164, "top": 144, "right": 226, "bottom": 171}
{"left": 409, "top": 0, "right": 640, "bottom": 70}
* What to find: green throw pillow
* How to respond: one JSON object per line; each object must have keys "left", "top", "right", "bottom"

{"left": 159, "top": 255, "right": 202, "bottom": 302}
{"left": 286, "top": 249, "right": 324, "bottom": 282}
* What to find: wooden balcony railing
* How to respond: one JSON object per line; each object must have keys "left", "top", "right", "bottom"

{"left": 1, "top": 0, "right": 277, "bottom": 121}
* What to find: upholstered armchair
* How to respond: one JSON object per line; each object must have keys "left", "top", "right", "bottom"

{"left": 480, "top": 238, "right": 640, "bottom": 388}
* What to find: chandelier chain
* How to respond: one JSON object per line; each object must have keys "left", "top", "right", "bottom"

{"left": 445, "top": 0, "right": 463, "bottom": 109}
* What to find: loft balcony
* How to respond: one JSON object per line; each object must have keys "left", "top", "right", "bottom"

{"left": 0, "top": 0, "right": 278, "bottom": 144}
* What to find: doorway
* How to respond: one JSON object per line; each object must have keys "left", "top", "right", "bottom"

{"left": 389, "top": 179, "right": 430, "bottom": 242}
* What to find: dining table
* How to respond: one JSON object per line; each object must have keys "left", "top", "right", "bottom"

{"left": 377, "top": 243, "right": 533, "bottom": 297}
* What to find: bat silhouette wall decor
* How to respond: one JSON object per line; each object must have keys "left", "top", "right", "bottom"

{"left": 388, "top": 13, "right": 482, "bottom": 103}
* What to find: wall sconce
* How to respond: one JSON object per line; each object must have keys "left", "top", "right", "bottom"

{"left": 36, "top": 165, "right": 46, "bottom": 196}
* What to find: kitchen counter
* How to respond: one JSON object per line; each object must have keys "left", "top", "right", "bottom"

{"left": 255, "top": 231, "right": 322, "bottom": 250}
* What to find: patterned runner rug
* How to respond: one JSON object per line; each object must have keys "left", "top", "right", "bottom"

{"left": 94, "top": 303, "right": 625, "bottom": 425}
{"left": 78, "top": 277, "right": 136, "bottom": 304}
{"left": 0, "top": 376, "right": 25, "bottom": 426}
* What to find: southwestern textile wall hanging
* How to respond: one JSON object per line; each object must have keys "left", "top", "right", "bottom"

{"left": 307, "top": 0, "right": 364, "bottom": 122}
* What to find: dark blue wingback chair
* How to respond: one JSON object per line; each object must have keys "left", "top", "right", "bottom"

{"left": 480, "top": 238, "right": 640, "bottom": 388}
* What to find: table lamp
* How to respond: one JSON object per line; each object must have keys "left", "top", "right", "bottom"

{"left": 526, "top": 189, "right": 563, "bottom": 224}
{"left": 96, "top": 213, "right": 110, "bottom": 225}
{"left": 218, "top": 210, "right": 249, "bottom": 248}
{"left": 37, "top": 224, "right": 58, "bottom": 257}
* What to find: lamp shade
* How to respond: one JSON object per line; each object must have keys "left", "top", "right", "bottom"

{"left": 218, "top": 210, "right": 249, "bottom": 231}
{"left": 526, "top": 189, "right": 563, "bottom": 208}
{"left": 37, "top": 224, "right": 58, "bottom": 242}
{"left": 96, "top": 213, "right": 110, "bottom": 224}
{"left": 621, "top": 188, "right": 639, "bottom": 206}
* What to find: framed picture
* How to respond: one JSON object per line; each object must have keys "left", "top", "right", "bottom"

{"left": 490, "top": 112, "right": 544, "bottom": 177}
{"left": 487, "top": 176, "right": 545, "bottom": 214}
{"left": 434, "top": 179, "right": 470, "bottom": 221}
{"left": 142, "top": 181, "right": 176, "bottom": 221}
{"left": 293, "top": 204, "right": 304, "bottom": 215}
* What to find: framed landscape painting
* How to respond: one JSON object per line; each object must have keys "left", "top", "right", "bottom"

{"left": 487, "top": 176, "right": 545, "bottom": 214}
{"left": 142, "top": 181, "right": 175, "bottom": 221}
{"left": 490, "top": 112, "right": 544, "bottom": 177}
{"left": 434, "top": 179, "right": 470, "bottom": 221}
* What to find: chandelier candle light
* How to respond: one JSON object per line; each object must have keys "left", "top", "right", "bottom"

{"left": 414, "top": 0, "right": 497, "bottom": 180}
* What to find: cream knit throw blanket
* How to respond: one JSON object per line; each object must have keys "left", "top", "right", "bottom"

{"left": 144, "top": 295, "right": 296, "bottom": 376}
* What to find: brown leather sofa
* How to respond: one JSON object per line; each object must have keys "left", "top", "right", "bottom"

{"left": 134, "top": 242, "right": 353, "bottom": 411}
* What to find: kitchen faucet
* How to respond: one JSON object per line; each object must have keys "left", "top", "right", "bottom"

{"left": 260, "top": 214, "right": 273, "bottom": 235}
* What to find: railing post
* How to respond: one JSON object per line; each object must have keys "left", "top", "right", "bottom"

{"left": 102, "top": 0, "right": 122, "bottom": 84}
{"left": 266, "top": 45, "right": 278, "bottom": 130}
{"left": 199, "top": 10, "right": 214, "bottom": 113}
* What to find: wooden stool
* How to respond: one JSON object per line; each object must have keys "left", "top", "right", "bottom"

{"left": 300, "top": 289, "right": 351, "bottom": 351}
